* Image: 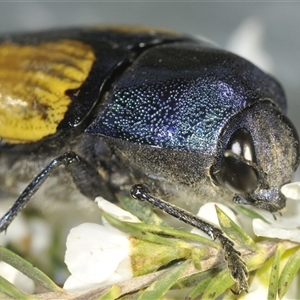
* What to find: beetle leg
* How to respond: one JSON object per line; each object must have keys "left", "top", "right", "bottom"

{"left": 130, "top": 183, "right": 249, "bottom": 294}
{"left": 233, "top": 193, "right": 285, "bottom": 213}
{"left": 0, "top": 151, "right": 115, "bottom": 232}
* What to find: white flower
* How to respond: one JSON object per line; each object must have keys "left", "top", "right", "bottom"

{"left": 252, "top": 182, "right": 300, "bottom": 242}
{"left": 63, "top": 198, "right": 138, "bottom": 292}
{"left": 96, "top": 196, "right": 140, "bottom": 225}
{"left": 237, "top": 182, "right": 300, "bottom": 299}
{"left": 281, "top": 182, "right": 300, "bottom": 201}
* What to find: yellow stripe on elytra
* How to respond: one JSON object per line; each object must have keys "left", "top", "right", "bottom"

{"left": 0, "top": 39, "right": 95, "bottom": 144}
{"left": 91, "top": 25, "right": 181, "bottom": 36}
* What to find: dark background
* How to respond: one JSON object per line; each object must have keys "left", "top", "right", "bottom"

{"left": 1, "top": 1, "right": 299, "bottom": 178}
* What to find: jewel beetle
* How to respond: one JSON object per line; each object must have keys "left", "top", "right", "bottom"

{"left": 0, "top": 26, "right": 299, "bottom": 293}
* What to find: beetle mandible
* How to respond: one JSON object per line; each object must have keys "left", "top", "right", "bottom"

{"left": 0, "top": 26, "right": 299, "bottom": 294}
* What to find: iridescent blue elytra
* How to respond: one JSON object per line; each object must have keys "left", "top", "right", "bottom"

{"left": 0, "top": 26, "right": 299, "bottom": 236}
{"left": 87, "top": 43, "right": 286, "bottom": 156}
{"left": 0, "top": 26, "right": 299, "bottom": 296}
{"left": 0, "top": 27, "right": 299, "bottom": 293}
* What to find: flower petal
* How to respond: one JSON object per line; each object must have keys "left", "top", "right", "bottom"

{"left": 65, "top": 223, "right": 130, "bottom": 284}
{"left": 95, "top": 197, "right": 140, "bottom": 223}
{"left": 253, "top": 219, "right": 300, "bottom": 243}
{"left": 281, "top": 182, "right": 300, "bottom": 200}
{"left": 63, "top": 274, "right": 104, "bottom": 292}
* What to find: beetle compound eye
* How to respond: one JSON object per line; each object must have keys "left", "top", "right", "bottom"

{"left": 221, "top": 151, "right": 258, "bottom": 194}
{"left": 227, "top": 128, "right": 256, "bottom": 162}
{"left": 220, "top": 129, "right": 259, "bottom": 194}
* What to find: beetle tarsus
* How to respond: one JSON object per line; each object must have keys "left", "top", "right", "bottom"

{"left": 130, "top": 183, "right": 249, "bottom": 294}
{"left": 218, "top": 234, "right": 249, "bottom": 294}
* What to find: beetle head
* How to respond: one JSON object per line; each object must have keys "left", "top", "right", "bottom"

{"left": 212, "top": 100, "right": 300, "bottom": 212}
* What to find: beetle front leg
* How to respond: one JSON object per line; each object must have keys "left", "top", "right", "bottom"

{"left": 130, "top": 183, "right": 249, "bottom": 294}
{"left": 0, "top": 151, "right": 114, "bottom": 232}
{"left": 233, "top": 192, "right": 286, "bottom": 213}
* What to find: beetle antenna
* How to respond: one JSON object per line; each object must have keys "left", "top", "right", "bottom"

{"left": 130, "top": 183, "right": 249, "bottom": 294}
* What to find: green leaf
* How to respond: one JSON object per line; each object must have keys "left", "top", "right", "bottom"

{"left": 234, "top": 205, "right": 270, "bottom": 223}
{"left": 130, "top": 238, "right": 190, "bottom": 277}
{"left": 0, "top": 291, "right": 14, "bottom": 300}
{"left": 174, "top": 267, "right": 219, "bottom": 290}
{"left": 201, "top": 269, "right": 235, "bottom": 300}
{"left": 103, "top": 212, "right": 192, "bottom": 250}
{"left": 138, "top": 223, "right": 220, "bottom": 249}
{"left": 103, "top": 212, "right": 220, "bottom": 249}
{"left": 0, "top": 246, "right": 63, "bottom": 293}
{"left": 190, "top": 247, "right": 203, "bottom": 270}
{"left": 97, "top": 284, "right": 122, "bottom": 300}
{"left": 278, "top": 247, "right": 300, "bottom": 299}
{"left": 216, "top": 205, "right": 259, "bottom": 251}
{"left": 244, "top": 240, "right": 278, "bottom": 273}
{"left": 119, "top": 195, "right": 167, "bottom": 226}
{"left": 137, "top": 260, "right": 189, "bottom": 300}
{"left": 0, "top": 274, "right": 33, "bottom": 300}
{"left": 268, "top": 244, "right": 285, "bottom": 300}
{"left": 187, "top": 277, "right": 212, "bottom": 300}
